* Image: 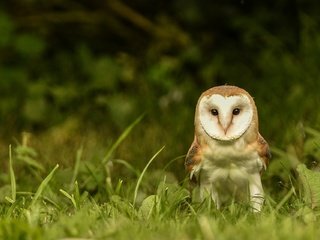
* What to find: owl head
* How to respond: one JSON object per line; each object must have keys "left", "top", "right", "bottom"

{"left": 195, "top": 85, "right": 258, "bottom": 141}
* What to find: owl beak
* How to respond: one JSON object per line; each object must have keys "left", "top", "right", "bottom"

{"left": 220, "top": 119, "right": 232, "bottom": 135}
{"left": 223, "top": 125, "right": 231, "bottom": 135}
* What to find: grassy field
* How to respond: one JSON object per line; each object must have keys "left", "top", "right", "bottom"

{"left": 0, "top": 121, "right": 320, "bottom": 240}
{"left": 1, "top": 2, "right": 320, "bottom": 239}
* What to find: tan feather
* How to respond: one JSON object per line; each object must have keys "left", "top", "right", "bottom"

{"left": 185, "top": 135, "right": 202, "bottom": 173}
{"left": 257, "top": 133, "right": 271, "bottom": 171}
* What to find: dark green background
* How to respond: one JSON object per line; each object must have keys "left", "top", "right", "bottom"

{"left": 0, "top": 0, "right": 320, "bottom": 196}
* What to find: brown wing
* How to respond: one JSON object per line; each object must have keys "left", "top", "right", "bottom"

{"left": 257, "top": 134, "right": 271, "bottom": 171}
{"left": 185, "top": 135, "right": 202, "bottom": 185}
{"left": 185, "top": 136, "right": 202, "bottom": 171}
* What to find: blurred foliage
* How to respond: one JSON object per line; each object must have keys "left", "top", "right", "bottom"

{"left": 0, "top": 0, "right": 320, "bottom": 199}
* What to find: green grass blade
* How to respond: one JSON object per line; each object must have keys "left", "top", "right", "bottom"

{"left": 82, "top": 114, "right": 144, "bottom": 187}
{"left": 60, "top": 189, "right": 77, "bottom": 209}
{"left": 84, "top": 162, "right": 101, "bottom": 185}
{"left": 70, "top": 146, "right": 83, "bottom": 189}
{"left": 115, "top": 179, "right": 123, "bottom": 195}
{"left": 102, "top": 113, "right": 145, "bottom": 165}
{"left": 113, "top": 159, "right": 140, "bottom": 177}
{"left": 74, "top": 180, "right": 80, "bottom": 207}
{"left": 163, "top": 154, "right": 186, "bottom": 171}
{"left": 275, "top": 187, "right": 295, "bottom": 212}
{"left": 304, "top": 127, "right": 320, "bottom": 138}
{"left": 30, "top": 164, "right": 59, "bottom": 207}
{"left": 6, "top": 145, "right": 16, "bottom": 203}
{"left": 18, "top": 155, "right": 45, "bottom": 172}
{"left": 133, "top": 146, "right": 165, "bottom": 206}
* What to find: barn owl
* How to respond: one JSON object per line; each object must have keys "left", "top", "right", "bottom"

{"left": 185, "top": 85, "right": 270, "bottom": 212}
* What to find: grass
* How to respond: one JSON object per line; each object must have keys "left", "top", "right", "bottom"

{"left": 1, "top": 121, "right": 320, "bottom": 240}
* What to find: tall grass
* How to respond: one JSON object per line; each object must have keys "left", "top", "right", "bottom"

{"left": 0, "top": 124, "right": 320, "bottom": 239}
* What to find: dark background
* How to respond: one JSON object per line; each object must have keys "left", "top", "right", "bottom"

{"left": 0, "top": 0, "right": 320, "bottom": 198}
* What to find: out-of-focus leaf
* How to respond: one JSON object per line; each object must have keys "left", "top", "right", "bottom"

{"left": 138, "top": 195, "right": 159, "bottom": 220}
{"left": 0, "top": 13, "right": 13, "bottom": 47}
{"left": 14, "top": 34, "right": 45, "bottom": 57}
{"left": 297, "top": 164, "right": 320, "bottom": 209}
{"left": 91, "top": 57, "right": 121, "bottom": 90}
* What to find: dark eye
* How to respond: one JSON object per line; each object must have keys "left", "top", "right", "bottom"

{"left": 211, "top": 109, "right": 219, "bottom": 116}
{"left": 233, "top": 108, "right": 241, "bottom": 115}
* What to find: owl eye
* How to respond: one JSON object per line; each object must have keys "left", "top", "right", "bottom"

{"left": 232, "top": 108, "right": 241, "bottom": 115}
{"left": 210, "top": 109, "right": 219, "bottom": 116}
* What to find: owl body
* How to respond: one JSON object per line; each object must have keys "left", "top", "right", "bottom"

{"left": 186, "top": 85, "right": 270, "bottom": 212}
